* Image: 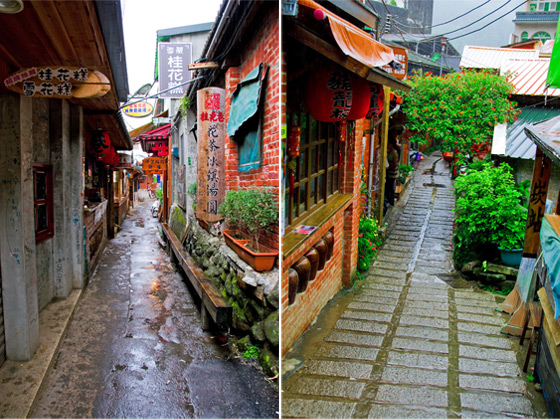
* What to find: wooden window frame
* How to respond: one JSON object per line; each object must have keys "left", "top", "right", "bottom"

{"left": 285, "top": 114, "right": 342, "bottom": 231}
{"left": 33, "top": 164, "right": 54, "bottom": 243}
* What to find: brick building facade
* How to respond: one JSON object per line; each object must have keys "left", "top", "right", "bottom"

{"left": 280, "top": 0, "right": 410, "bottom": 355}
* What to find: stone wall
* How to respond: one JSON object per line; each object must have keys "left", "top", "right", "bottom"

{"left": 183, "top": 219, "right": 279, "bottom": 376}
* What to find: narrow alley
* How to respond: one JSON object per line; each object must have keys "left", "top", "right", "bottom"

{"left": 23, "top": 199, "right": 277, "bottom": 418}
{"left": 281, "top": 152, "right": 547, "bottom": 418}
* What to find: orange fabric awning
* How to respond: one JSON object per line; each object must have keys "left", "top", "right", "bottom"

{"left": 298, "top": 0, "right": 395, "bottom": 69}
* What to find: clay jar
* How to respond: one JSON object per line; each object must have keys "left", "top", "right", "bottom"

{"left": 314, "top": 239, "right": 328, "bottom": 270}
{"left": 323, "top": 230, "right": 334, "bottom": 260}
{"left": 288, "top": 268, "right": 299, "bottom": 305}
{"left": 305, "top": 247, "right": 320, "bottom": 282}
{"left": 293, "top": 256, "right": 311, "bottom": 293}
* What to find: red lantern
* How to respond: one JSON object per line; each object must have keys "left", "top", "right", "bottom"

{"left": 366, "top": 83, "right": 384, "bottom": 119}
{"left": 112, "top": 151, "right": 120, "bottom": 166}
{"left": 347, "top": 75, "right": 370, "bottom": 121}
{"left": 102, "top": 147, "right": 116, "bottom": 165}
{"left": 87, "top": 131, "right": 111, "bottom": 157}
{"left": 305, "top": 66, "right": 352, "bottom": 122}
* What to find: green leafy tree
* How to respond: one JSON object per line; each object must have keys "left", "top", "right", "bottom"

{"left": 402, "top": 70, "right": 520, "bottom": 163}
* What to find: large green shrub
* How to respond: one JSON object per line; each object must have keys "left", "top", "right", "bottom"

{"left": 357, "top": 216, "right": 383, "bottom": 272}
{"left": 454, "top": 162, "right": 527, "bottom": 266}
{"left": 219, "top": 188, "right": 279, "bottom": 251}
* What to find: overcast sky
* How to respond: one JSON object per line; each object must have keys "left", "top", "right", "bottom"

{"left": 121, "top": 0, "right": 222, "bottom": 129}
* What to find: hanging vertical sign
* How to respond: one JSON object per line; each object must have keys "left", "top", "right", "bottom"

{"left": 197, "top": 87, "right": 225, "bottom": 222}
{"left": 158, "top": 43, "right": 192, "bottom": 98}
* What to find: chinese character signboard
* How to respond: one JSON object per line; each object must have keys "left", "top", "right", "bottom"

{"left": 4, "top": 66, "right": 110, "bottom": 98}
{"left": 158, "top": 43, "right": 192, "bottom": 98}
{"left": 122, "top": 101, "right": 154, "bottom": 118}
{"left": 381, "top": 46, "right": 408, "bottom": 80}
{"left": 142, "top": 157, "right": 167, "bottom": 175}
{"left": 197, "top": 87, "right": 225, "bottom": 222}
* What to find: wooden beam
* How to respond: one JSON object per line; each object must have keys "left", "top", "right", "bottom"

{"left": 31, "top": 1, "right": 78, "bottom": 62}
{"left": 162, "top": 223, "right": 232, "bottom": 328}
{"left": 188, "top": 62, "right": 219, "bottom": 70}
{"left": 286, "top": 20, "right": 369, "bottom": 78}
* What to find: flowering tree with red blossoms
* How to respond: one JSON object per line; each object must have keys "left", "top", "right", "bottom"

{"left": 402, "top": 70, "right": 520, "bottom": 163}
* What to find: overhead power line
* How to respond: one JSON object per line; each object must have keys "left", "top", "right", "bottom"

{"left": 448, "top": 0, "right": 526, "bottom": 41}
{"left": 395, "top": 0, "right": 492, "bottom": 31}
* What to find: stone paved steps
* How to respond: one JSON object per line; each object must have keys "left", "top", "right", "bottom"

{"left": 282, "top": 153, "right": 542, "bottom": 418}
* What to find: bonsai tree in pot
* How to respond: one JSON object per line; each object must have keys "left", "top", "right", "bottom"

{"left": 219, "top": 188, "right": 279, "bottom": 252}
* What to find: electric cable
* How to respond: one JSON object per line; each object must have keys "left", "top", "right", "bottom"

{"left": 394, "top": 0, "right": 492, "bottom": 30}
{"left": 448, "top": 0, "right": 527, "bottom": 41}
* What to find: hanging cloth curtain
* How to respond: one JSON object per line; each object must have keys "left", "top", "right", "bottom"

{"left": 227, "top": 63, "right": 268, "bottom": 172}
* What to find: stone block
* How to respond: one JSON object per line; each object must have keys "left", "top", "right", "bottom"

{"left": 302, "top": 360, "right": 373, "bottom": 379}
{"left": 315, "top": 345, "right": 380, "bottom": 362}
{"left": 458, "top": 358, "right": 521, "bottom": 377}
{"left": 284, "top": 377, "right": 365, "bottom": 399}
{"left": 324, "top": 332, "right": 384, "bottom": 348}
{"left": 391, "top": 337, "right": 449, "bottom": 354}
{"left": 459, "top": 375, "right": 525, "bottom": 394}
{"left": 459, "top": 392, "right": 533, "bottom": 416}
{"left": 381, "top": 365, "right": 448, "bottom": 387}
{"left": 375, "top": 385, "right": 448, "bottom": 408}
{"left": 335, "top": 319, "right": 389, "bottom": 334}
{"left": 387, "top": 351, "right": 448, "bottom": 370}
{"left": 282, "top": 398, "right": 355, "bottom": 418}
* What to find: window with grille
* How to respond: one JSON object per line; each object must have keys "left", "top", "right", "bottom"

{"left": 33, "top": 165, "right": 54, "bottom": 243}
{"left": 284, "top": 113, "right": 342, "bottom": 231}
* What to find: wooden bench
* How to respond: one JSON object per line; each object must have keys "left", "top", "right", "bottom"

{"left": 161, "top": 222, "right": 232, "bottom": 330}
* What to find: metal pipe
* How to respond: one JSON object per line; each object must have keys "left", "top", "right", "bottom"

{"left": 118, "top": 77, "right": 203, "bottom": 110}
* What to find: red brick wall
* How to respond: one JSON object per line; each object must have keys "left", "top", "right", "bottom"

{"left": 281, "top": 112, "right": 365, "bottom": 355}
{"left": 224, "top": 6, "right": 279, "bottom": 249}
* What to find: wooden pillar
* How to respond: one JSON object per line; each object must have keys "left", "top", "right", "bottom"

{"left": 375, "top": 86, "right": 391, "bottom": 224}
{"left": 163, "top": 169, "right": 169, "bottom": 222}
{"left": 500, "top": 146, "right": 551, "bottom": 335}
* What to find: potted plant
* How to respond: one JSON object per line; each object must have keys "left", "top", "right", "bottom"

{"left": 495, "top": 215, "right": 526, "bottom": 268}
{"left": 219, "top": 188, "right": 279, "bottom": 271}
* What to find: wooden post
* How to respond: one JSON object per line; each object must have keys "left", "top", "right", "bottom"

{"left": 500, "top": 146, "right": 551, "bottom": 335}
{"left": 375, "top": 86, "right": 391, "bottom": 224}
{"left": 163, "top": 168, "right": 169, "bottom": 223}
{"left": 196, "top": 87, "right": 226, "bottom": 223}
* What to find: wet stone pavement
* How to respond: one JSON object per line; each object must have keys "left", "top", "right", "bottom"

{"left": 282, "top": 152, "right": 546, "bottom": 418}
{"left": 29, "top": 199, "right": 278, "bottom": 418}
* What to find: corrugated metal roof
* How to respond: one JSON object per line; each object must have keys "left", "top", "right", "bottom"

{"left": 526, "top": 114, "right": 560, "bottom": 167}
{"left": 503, "top": 107, "right": 560, "bottom": 159}
{"left": 501, "top": 58, "right": 560, "bottom": 96}
{"left": 460, "top": 45, "right": 539, "bottom": 69}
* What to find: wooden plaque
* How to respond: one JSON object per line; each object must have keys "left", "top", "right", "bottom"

{"left": 196, "top": 87, "right": 226, "bottom": 222}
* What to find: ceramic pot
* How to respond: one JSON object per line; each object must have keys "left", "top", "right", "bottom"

{"left": 314, "top": 239, "right": 328, "bottom": 270}
{"left": 323, "top": 230, "right": 334, "bottom": 260}
{"left": 288, "top": 268, "right": 298, "bottom": 305}
{"left": 293, "top": 257, "right": 311, "bottom": 293}
{"left": 305, "top": 247, "right": 320, "bottom": 282}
